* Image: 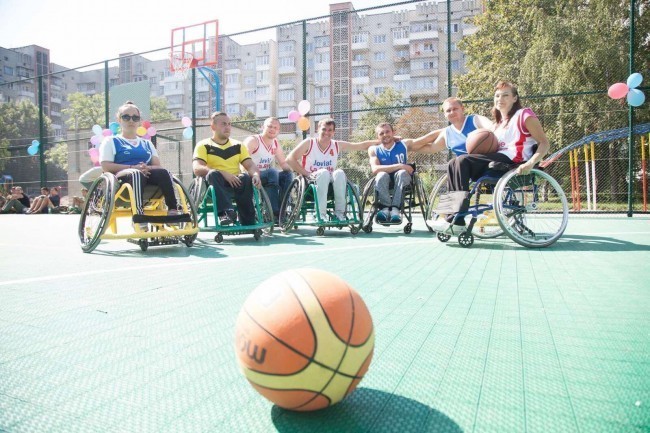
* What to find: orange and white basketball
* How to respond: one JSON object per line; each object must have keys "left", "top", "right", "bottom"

{"left": 234, "top": 268, "right": 374, "bottom": 411}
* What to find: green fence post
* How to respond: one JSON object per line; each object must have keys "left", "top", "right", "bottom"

{"left": 38, "top": 76, "right": 46, "bottom": 187}
{"left": 104, "top": 61, "right": 109, "bottom": 128}
{"left": 627, "top": 0, "right": 635, "bottom": 217}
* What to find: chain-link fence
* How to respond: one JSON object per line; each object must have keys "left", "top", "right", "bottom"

{"left": 0, "top": 0, "right": 648, "bottom": 212}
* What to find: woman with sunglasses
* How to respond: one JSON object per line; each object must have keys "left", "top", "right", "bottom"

{"left": 99, "top": 101, "right": 179, "bottom": 228}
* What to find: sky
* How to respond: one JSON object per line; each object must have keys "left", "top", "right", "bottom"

{"left": 0, "top": 0, "right": 422, "bottom": 69}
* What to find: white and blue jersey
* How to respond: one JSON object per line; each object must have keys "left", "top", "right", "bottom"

{"left": 445, "top": 114, "right": 481, "bottom": 156}
{"left": 99, "top": 135, "right": 158, "bottom": 166}
{"left": 373, "top": 141, "right": 408, "bottom": 166}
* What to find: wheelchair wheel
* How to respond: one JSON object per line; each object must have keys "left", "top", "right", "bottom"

{"left": 424, "top": 175, "right": 448, "bottom": 233}
{"left": 345, "top": 181, "right": 363, "bottom": 226}
{"left": 316, "top": 226, "right": 325, "bottom": 236}
{"left": 359, "top": 177, "right": 377, "bottom": 232}
{"left": 188, "top": 177, "right": 207, "bottom": 207}
{"left": 257, "top": 187, "right": 274, "bottom": 235}
{"left": 78, "top": 173, "right": 116, "bottom": 253}
{"left": 458, "top": 232, "right": 474, "bottom": 248}
{"left": 413, "top": 173, "right": 429, "bottom": 218}
{"left": 173, "top": 177, "right": 199, "bottom": 245}
{"left": 279, "top": 177, "right": 306, "bottom": 232}
{"left": 470, "top": 181, "right": 503, "bottom": 240}
{"left": 493, "top": 169, "right": 568, "bottom": 248}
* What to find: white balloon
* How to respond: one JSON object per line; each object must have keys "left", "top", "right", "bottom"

{"left": 298, "top": 100, "right": 311, "bottom": 115}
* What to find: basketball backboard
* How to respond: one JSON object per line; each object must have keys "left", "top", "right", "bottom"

{"left": 170, "top": 19, "right": 219, "bottom": 75}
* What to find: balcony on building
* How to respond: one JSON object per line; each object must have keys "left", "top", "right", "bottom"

{"left": 351, "top": 41, "right": 369, "bottom": 50}
{"left": 410, "top": 88, "right": 436, "bottom": 97}
{"left": 278, "top": 66, "right": 297, "bottom": 75}
{"left": 278, "top": 82, "right": 295, "bottom": 91}
{"left": 393, "top": 73, "right": 411, "bottom": 81}
{"left": 352, "top": 76, "right": 370, "bottom": 85}
{"left": 394, "top": 55, "right": 411, "bottom": 63}
{"left": 409, "top": 30, "right": 438, "bottom": 40}
{"left": 18, "top": 90, "right": 36, "bottom": 99}
{"left": 393, "top": 37, "right": 410, "bottom": 46}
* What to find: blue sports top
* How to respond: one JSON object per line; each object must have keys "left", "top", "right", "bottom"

{"left": 373, "top": 140, "right": 408, "bottom": 165}
{"left": 445, "top": 114, "right": 481, "bottom": 156}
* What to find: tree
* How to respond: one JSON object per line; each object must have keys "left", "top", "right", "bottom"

{"left": 231, "top": 110, "right": 260, "bottom": 133}
{"left": 0, "top": 100, "right": 52, "bottom": 172}
{"left": 350, "top": 88, "right": 408, "bottom": 141}
{"left": 150, "top": 97, "right": 174, "bottom": 122}
{"left": 62, "top": 93, "right": 105, "bottom": 130}
{"left": 394, "top": 107, "right": 442, "bottom": 139}
{"left": 45, "top": 141, "right": 68, "bottom": 172}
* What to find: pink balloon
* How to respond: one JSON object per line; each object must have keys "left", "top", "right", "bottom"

{"left": 90, "top": 135, "right": 102, "bottom": 146}
{"left": 608, "top": 82, "right": 629, "bottom": 100}
{"left": 102, "top": 129, "right": 112, "bottom": 136}
{"left": 143, "top": 134, "right": 151, "bottom": 140}
{"left": 147, "top": 126, "right": 157, "bottom": 136}
{"left": 181, "top": 116, "right": 192, "bottom": 127}
{"left": 288, "top": 110, "right": 300, "bottom": 122}
{"left": 88, "top": 148, "right": 100, "bottom": 164}
{"left": 142, "top": 120, "right": 151, "bottom": 129}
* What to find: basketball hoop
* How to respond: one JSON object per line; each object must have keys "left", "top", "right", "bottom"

{"left": 169, "top": 51, "right": 194, "bottom": 80}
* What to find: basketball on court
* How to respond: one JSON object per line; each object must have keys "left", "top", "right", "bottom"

{"left": 234, "top": 268, "right": 375, "bottom": 411}
{"left": 466, "top": 129, "right": 499, "bottom": 154}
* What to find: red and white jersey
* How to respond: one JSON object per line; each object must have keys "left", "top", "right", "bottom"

{"left": 495, "top": 108, "right": 538, "bottom": 163}
{"left": 250, "top": 134, "right": 278, "bottom": 170}
{"left": 301, "top": 138, "right": 339, "bottom": 173}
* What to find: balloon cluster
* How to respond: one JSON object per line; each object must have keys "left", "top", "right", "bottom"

{"left": 608, "top": 73, "right": 645, "bottom": 107}
{"left": 181, "top": 116, "right": 193, "bottom": 139}
{"left": 87, "top": 120, "right": 156, "bottom": 165}
{"left": 288, "top": 100, "right": 311, "bottom": 131}
{"left": 27, "top": 140, "right": 40, "bottom": 156}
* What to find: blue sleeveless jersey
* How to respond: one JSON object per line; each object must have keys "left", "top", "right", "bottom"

{"left": 445, "top": 114, "right": 479, "bottom": 156}
{"left": 373, "top": 141, "right": 408, "bottom": 165}
{"left": 112, "top": 137, "right": 154, "bottom": 166}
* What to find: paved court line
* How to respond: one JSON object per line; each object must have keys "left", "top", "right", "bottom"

{"left": 0, "top": 239, "right": 433, "bottom": 287}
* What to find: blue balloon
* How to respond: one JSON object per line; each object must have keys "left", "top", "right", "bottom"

{"left": 27, "top": 145, "right": 38, "bottom": 155}
{"left": 109, "top": 122, "right": 120, "bottom": 134}
{"left": 182, "top": 127, "right": 194, "bottom": 139}
{"left": 627, "top": 72, "right": 643, "bottom": 89}
{"left": 31, "top": 139, "right": 40, "bottom": 147}
{"left": 627, "top": 89, "right": 646, "bottom": 107}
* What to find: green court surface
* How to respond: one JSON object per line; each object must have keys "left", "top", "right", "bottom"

{"left": 0, "top": 214, "right": 648, "bottom": 433}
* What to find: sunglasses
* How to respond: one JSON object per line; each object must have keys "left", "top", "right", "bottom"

{"left": 120, "top": 114, "right": 141, "bottom": 122}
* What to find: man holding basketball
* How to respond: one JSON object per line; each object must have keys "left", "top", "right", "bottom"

{"left": 430, "top": 82, "right": 550, "bottom": 235}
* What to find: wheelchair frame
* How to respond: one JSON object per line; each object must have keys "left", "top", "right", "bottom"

{"left": 78, "top": 173, "right": 199, "bottom": 253}
{"left": 360, "top": 171, "right": 428, "bottom": 234}
{"left": 189, "top": 177, "right": 274, "bottom": 243}
{"left": 426, "top": 168, "right": 569, "bottom": 248}
{"left": 278, "top": 175, "right": 362, "bottom": 236}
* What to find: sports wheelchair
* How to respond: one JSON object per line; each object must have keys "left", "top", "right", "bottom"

{"left": 278, "top": 175, "right": 362, "bottom": 236}
{"left": 359, "top": 169, "right": 428, "bottom": 234}
{"left": 425, "top": 164, "right": 569, "bottom": 248}
{"left": 78, "top": 173, "right": 199, "bottom": 253}
{"left": 189, "top": 177, "right": 274, "bottom": 243}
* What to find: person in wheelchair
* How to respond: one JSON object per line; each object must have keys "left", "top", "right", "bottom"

{"left": 99, "top": 101, "right": 180, "bottom": 231}
{"left": 369, "top": 123, "right": 440, "bottom": 223}
{"left": 243, "top": 117, "right": 293, "bottom": 221}
{"left": 430, "top": 81, "right": 550, "bottom": 235}
{"left": 286, "top": 118, "right": 377, "bottom": 222}
{"left": 192, "top": 112, "right": 261, "bottom": 226}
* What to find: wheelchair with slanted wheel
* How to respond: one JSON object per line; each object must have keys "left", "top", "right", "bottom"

{"left": 359, "top": 168, "right": 429, "bottom": 234}
{"left": 78, "top": 173, "right": 199, "bottom": 253}
{"left": 278, "top": 175, "right": 362, "bottom": 236}
{"left": 189, "top": 177, "right": 274, "bottom": 243}
{"left": 425, "top": 163, "right": 568, "bottom": 248}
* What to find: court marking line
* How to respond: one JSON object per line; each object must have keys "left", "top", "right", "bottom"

{"left": 0, "top": 239, "right": 434, "bottom": 287}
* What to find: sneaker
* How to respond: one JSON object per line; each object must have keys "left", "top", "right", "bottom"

{"left": 390, "top": 207, "right": 402, "bottom": 223}
{"left": 376, "top": 207, "right": 389, "bottom": 223}
{"left": 218, "top": 212, "right": 233, "bottom": 225}
{"left": 226, "top": 209, "right": 238, "bottom": 223}
{"left": 137, "top": 222, "right": 149, "bottom": 232}
{"left": 168, "top": 209, "right": 181, "bottom": 216}
{"left": 333, "top": 212, "right": 347, "bottom": 222}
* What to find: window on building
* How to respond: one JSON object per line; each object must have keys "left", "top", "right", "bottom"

{"left": 244, "top": 76, "right": 254, "bottom": 86}
{"left": 394, "top": 81, "right": 410, "bottom": 92}
{"left": 374, "top": 52, "right": 386, "bottom": 62}
{"left": 244, "top": 90, "right": 256, "bottom": 100}
{"left": 374, "top": 87, "right": 385, "bottom": 95}
{"left": 374, "top": 69, "right": 386, "bottom": 78}
{"left": 315, "top": 87, "right": 330, "bottom": 99}
{"left": 353, "top": 54, "right": 364, "bottom": 62}
{"left": 411, "top": 22, "right": 434, "bottom": 32}
{"left": 315, "top": 103, "right": 330, "bottom": 114}
{"left": 451, "top": 60, "right": 460, "bottom": 71}
{"left": 424, "top": 42, "right": 434, "bottom": 52}
{"left": 315, "top": 52, "right": 329, "bottom": 64}
{"left": 353, "top": 84, "right": 365, "bottom": 95}
{"left": 277, "top": 107, "right": 291, "bottom": 118}
{"left": 279, "top": 89, "right": 295, "bottom": 101}
{"left": 395, "top": 66, "right": 409, "bottom": 75}
{"left": 315, "top": 36, "right": 330, "bottom": 48}
{"left": 257, "top": 70, "right": 269, "bottom": 83}
{"left": 314, "top": 70, "right": 330, "bottom": 82}
{"left": 279, "top": 41, "right": 295, "bottom": 52}
{"left": 226, "top": 74, "right": 238, "bottom": 84}
{"left": 256, "top": 86, "right": 269, "bottom": 96}
{"left": 256, "top": 55, "right": 269, "bottom": 66}
{"left": 352, "top": 67, "right": 369, "bottom": 78}
{"left": 3, "top": 66, "right": 13, "bottom": 76}
{"left": 279, "top": 56, "right": 295, "bottom": 67}
{"left": 373, "top": 34, "right": 386, "bottom": 44}
{"left": 393, "top": 27, "right": 409, "bottom": 40}
{"left": 352, "top": 33, "right": 368, "bottom": 44}
{"left": 244, "top": 61, "right": 254, "bottom": 70}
